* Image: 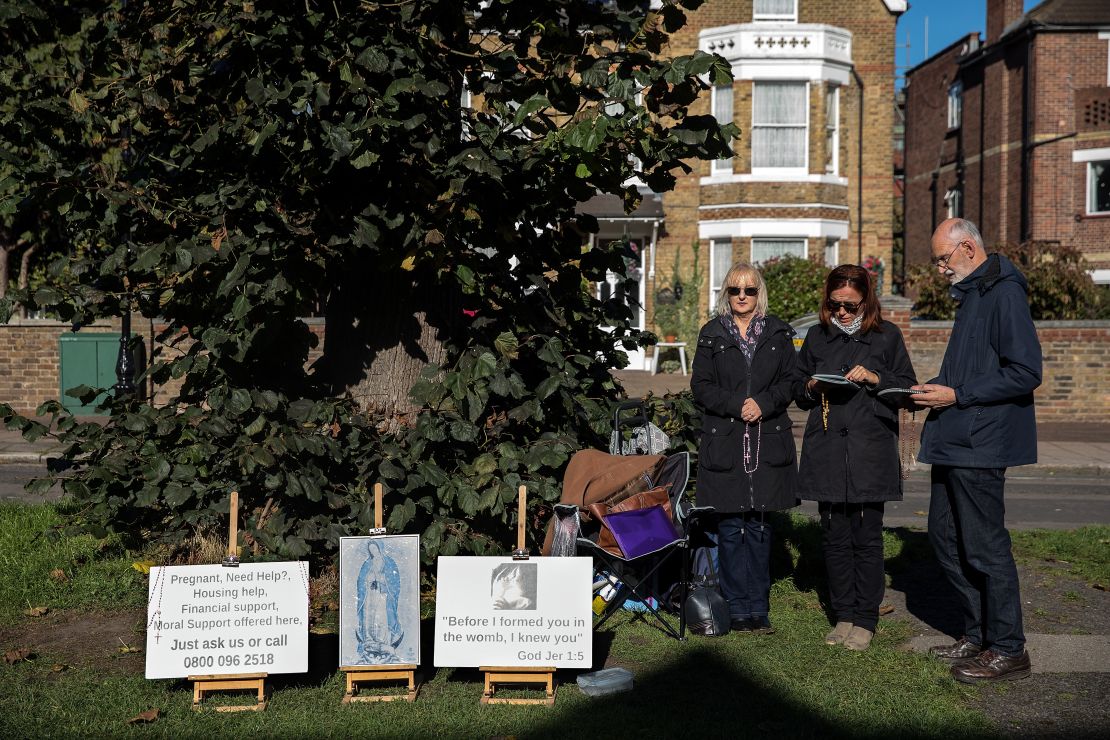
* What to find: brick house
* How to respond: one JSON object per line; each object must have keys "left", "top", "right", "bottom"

{"left": 586, "top": 1, "right": 907, "bottom": 369}
{"left": 903, "top": 0, "right": 1110, "bottom": 283}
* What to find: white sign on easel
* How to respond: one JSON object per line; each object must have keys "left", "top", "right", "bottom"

{"left": 145, "top": 562, "right": 309, "bottom": 680}
{"left": 433, "top": 556, "right": 592, "bottom": 669}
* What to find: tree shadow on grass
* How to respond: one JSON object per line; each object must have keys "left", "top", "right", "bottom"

{"left": 772, "top": 511, "right": 836, "bottom": 623}
{"left": 884, "top": 526, "right": 963, "bottom": 638}
{"left": 269, "top": 631, "right": 339, "bottom": 690}
{"left": 526, "top": 647, "right": 956, "bottom": 740}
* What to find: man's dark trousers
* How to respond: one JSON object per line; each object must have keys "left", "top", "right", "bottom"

{"left": 928, "top": 465, "right": 1025, "bottom": 656}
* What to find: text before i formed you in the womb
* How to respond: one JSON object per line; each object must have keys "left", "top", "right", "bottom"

{"left": 440, "top": 614, "right": 588, "bottom": 663}
{"left": 434, "top": 557, "right": 593, "bottom": 668}
{"left": 145, "top": 562, "right": 310, "bottom": 679}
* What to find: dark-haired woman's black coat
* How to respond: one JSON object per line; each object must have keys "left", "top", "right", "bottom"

{"left": 793, "top": 320, "right": 917, "bottom": 503}
{"left": 691, "top": 316, "right": 798, "bottom": 513}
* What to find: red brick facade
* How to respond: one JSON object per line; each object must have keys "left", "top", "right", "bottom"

{"left": 903, "top": 0, "right": 1110, "bottom": 277}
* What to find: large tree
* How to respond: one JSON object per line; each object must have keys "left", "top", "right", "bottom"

{"left": 1, "top": 0, "right": 733, "bottom": 561}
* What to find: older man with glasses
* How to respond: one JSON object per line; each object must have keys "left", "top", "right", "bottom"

{"left": 912, "top": 218, "right": 1042, "bottom": 683}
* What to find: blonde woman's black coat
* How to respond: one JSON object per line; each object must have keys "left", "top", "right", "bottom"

{"left": 792, "top": 320, "right": 917, "bottom": 503}
{"left": 691, "top": 315, "right": 798, "bottom": 514}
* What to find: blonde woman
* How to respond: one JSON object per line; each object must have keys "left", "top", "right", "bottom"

{"left": 691, "top": 262, "right": 799, "bottom": 633}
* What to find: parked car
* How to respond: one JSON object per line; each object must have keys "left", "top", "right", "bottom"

{"left": 790, "top": 313, "right": 819, "bottom": 352}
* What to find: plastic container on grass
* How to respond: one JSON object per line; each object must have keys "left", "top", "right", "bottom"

{"left": 576, "top": 667, "right": 634, "bottom": 697}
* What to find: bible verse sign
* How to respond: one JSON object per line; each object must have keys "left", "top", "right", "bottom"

{"left": 433, "top": 556, "right": 592, "bottom": 669}
{"left": 145, "top": 562, "right": 310, "bottom": 679}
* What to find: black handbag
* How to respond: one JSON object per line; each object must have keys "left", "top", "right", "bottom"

{"left": 683, "top": 561, "right": 730, "bottom": 637}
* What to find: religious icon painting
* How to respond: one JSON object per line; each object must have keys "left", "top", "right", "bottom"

{"left": 338, "top": 535, "right": 421, "bottom": 667}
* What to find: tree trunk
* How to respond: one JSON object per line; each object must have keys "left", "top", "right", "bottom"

{"left": 317, "top": 263, "right": 459, "bottom": 432}
{"left": 0, "top": 245, "right": 9, "bottom": 300}
{"left": 18, "top": 243, "right": 38, "bottom": 319}
{"left": 0, "top": 227, "right": 12, "bottom": 300}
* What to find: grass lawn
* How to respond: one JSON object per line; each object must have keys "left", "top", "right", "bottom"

{"left": 0, "top": 501, "right": 146, "bottom": 622}
{"left": 0, "top": 503, "right": 1044, "bottom": 739}
{"left": 1010, "top": 526, "right": 1110, "bottom": 586}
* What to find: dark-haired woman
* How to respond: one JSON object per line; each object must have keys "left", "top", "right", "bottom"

{"left": 794, "top": 265, "right": 916, "bottom": 651}
{"left": 692, "top": 262, "right": 798, "bottom": 634}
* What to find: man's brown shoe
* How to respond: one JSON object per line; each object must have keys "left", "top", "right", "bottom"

{"left": 951, "top": 649, "right": 1031, "bottom": 684}
{"left": 928, "top": 637, "right": 983, "bottom": 664}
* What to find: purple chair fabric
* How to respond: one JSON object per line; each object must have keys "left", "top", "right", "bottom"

{"left": 603, "top": 505, "right": 681, "bottom": 560}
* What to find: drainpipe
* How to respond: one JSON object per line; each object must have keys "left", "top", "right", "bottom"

{"left": 930, "top": 172, "right": 939, "bottom": 232}
{"left": 1020, "top": 37, "right": 1031, "bottom": 241}
{"left": 852, "top": 67, "right": 865, "bottom": 264}
{"left": 901, "top": 88, "right": 909, "bottom": 288}
{"left": 979, "top": 65, "right": 985, "bottom": 226}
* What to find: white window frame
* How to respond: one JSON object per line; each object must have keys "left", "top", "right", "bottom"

{"left": 947, "top": 81, "right": 963, "bottom": 130}
{"left": 751, "top": 80, "right": 810, "bottom": 176}
{"left": 824, "top": 237, "right": 839, "bottom": 266}
{"left": 1088, "top": 160, "right": 1110, "bottom": 215}
{"left": 944, "top": 187, "right": 962, "bottom": 219}
{"left": 753, "top": 0, "right": 798, "bottom": 23}
{"left": 825, "top": 85, "right": 839, "bottom": 176}
{"left": 709, "top": 238, "right": 733, "bottom": 308}
{"left": 750, "top": 237, "right": 807, "bottom": 265}
{"left": 711, "top": 84, "right": 734, "bottom": 175}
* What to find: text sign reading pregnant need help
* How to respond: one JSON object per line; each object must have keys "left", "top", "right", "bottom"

{"left": 145, "top": 562, "right": 309, "bottom": 679}
{"left": 433, "top": 556, "right": 592, "bottom": 668}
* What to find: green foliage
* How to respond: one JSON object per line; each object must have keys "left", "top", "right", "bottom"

{"left": 651, "top": 241, "right": 706, "bottom": 346}
{"left": 908, "top": 241, "right": 1105, "bottom": 320}
{"left": 761, "top": 254, "right": 828, "bottom": 322}
{"left": 641, "top": 391, "right": 700, "bottom": 456}
{"left": 1096, "top": 286, "right": 1110, "bottom": 320}
{"left": 1, "top": 1, "right": 736, "bottom": 563}
{"left": 677, "top": 241, "right": 707, "bottom": 345}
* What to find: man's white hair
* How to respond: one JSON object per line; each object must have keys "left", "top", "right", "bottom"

{"left": 947, "top": 218, "right": 984, "bottom": 251}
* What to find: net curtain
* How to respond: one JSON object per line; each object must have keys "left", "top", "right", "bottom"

{"left": 751, "top": 81, "right": 807, "bottom": 169}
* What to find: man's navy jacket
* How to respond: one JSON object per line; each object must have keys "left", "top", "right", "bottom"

{"left": 918, "top": 253, "right": 1042, "bottom": 469}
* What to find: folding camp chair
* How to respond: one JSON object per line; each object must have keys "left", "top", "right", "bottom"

{"left": 572, "top": 452, "right": 713, "bottom": 641}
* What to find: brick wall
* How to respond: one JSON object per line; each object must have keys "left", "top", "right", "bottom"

{"left": 903, "top": 35, "right": 976, "bottom": 267}
{"left": 882, "top": 300, "right": 1110, "bottom": 422}
{"left": 1, "top": 317, "right": 328, "bottom": 415}
{"left": 1030, "top": 34, "right": 1110, "bottom": 271}
{"left": 4, "top": 315, "right": 1105, "bottom": 421}
{"left": 1, "top": 320, "right": 117, "bottom": 414}
{"left": 904, "top": 17, "right": 1110, "bottom": 275}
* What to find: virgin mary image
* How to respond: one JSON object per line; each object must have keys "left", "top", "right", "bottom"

{"left": 356, "top": 539, "right": 404, "bottom": 662}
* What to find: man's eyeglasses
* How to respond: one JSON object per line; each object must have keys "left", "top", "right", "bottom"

{"left": 933, "top": 241, "right": 967, "bottom": 268}
{"left": 826, "top": 300, "right": 861, "bottom": 314}
{"left": 726, "top": 286, "right": 758, "bottom": 297}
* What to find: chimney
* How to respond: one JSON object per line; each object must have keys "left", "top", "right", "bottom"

{"left": 986, "top": 0, "right": 1025, "bottom": 45}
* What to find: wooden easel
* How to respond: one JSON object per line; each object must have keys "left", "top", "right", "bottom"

{"left": 341, "top": 483, "right": 420, "bottom": 703}
{"left": 480, "top": 485, "right": 556, "bottom": 706}
{"left": 190, "top": 491, "right": 268, "bottom": 711}
{"left": 190, "top": 673, "right": 267, "bottom": 712}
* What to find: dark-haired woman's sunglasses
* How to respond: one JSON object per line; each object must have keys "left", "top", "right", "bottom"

{"left": 726, "top": 286, "right": 758, "bottom": 297}
{"left": 826, "top": 300, "right": 861, "bottom": 313}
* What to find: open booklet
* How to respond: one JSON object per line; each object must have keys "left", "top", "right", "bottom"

{"left": 877, "top": 387, "right": 925, "bottom": 398}
{"left": 811, "top": 373, "right": 859, "bottom": 388}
